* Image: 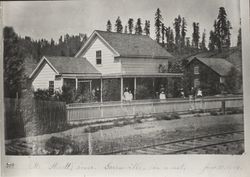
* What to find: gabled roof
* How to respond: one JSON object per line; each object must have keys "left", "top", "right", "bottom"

{"left": 189, "top": 57, "right": 235, "bottom": 76}
{"left": 75, "top": 30, "right": 173, "bottom": 59}
{"left": 29, "top": 56, "right": 100, "bottom": 79}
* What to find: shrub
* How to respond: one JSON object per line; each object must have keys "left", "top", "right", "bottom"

{"left": 155, "top": 112, "right": 180, "bottom": 120}
{"left": 34, "top": 89, "right": 54, "bottom": 100}
{"left": 170, "top": 112, "right": 180, "bottom": 119}
{"left": 134, "top": 116, "right": 143, "bottom": 123}
{"left": 210, "top": 110, "right": 218, "bottom": 116}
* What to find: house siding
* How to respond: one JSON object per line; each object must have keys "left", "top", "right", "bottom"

{"left": 32, "top": 62, "right": 63, "bottom": 91}
{"left": 121, "top": 58, "right": 168, "bottom": 74}
{"left": 83, "top": 37, "right": 121, "bottom": 74}
{"left": 185, "top": 59, "right": 221, "bottom": 95}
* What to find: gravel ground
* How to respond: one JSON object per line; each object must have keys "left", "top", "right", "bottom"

{"left": 5, "top": 114, "right": 244, "bottom": 155}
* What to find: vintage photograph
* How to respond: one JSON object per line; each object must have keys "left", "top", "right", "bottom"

{"left": 3, "top": 0, "right": 244, "bottom": 155}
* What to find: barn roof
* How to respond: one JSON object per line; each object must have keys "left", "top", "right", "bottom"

{"left": 29, "top": 56, "right": 100, "bottom": 79}
{"left": 75, "top": 30, "right": 173, "bottom": 58}
{"left": 190, "top": 57, "right": 235, "bottom": 76}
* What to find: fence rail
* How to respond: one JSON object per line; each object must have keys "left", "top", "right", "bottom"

{"left": 66, "top": 95, "right": 243, "bottom": 122}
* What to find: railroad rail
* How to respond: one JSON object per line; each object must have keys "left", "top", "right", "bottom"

{"left": 102, "top": 130, "right": 244, "bottom": 155}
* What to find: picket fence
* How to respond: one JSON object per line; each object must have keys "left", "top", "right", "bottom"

{"left": 66, "top": 95, "right": 243, "bottom": 123}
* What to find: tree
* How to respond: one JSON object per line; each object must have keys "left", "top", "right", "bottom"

{"left": 144, "top": 20, "right": 150, "bottom": 36}
{"left": 237, "top": 27, "right": 241, "bottom": 47}
{"left": 186, "top": 37, "right": 191, "bottom": 48}
{"left": 155, "top": 8, "right": 162, "bottom": 43}
{"left": 165, "top": 27, "right": 175, "bottom": 52}
{"left": 106, "top": 20, "right": 112, "bottom": 32}
{"left": 161, "top": 23, "right": 165, "bottom": 46}
{"left": 215, "top": 7, "right": 232, "bottom": 51}
{"left": 4, "top": 27, "right": 25, "bottom": 98}
{"left": 200, "top": 30, "right": 207, "bottom": 51}
{"left": 124, "top": 26, "right": 128, "bottom": 33}
{"left": 181, "top": 17, "right": 187, "bottom": 48}
{"left": 208, "top": 30, "right": 216, "bottom": 51}
{"left": 224, "top": 67, "right": 242, "bottom": 94}
{"left": 128, "top": 18, "right": 134, "bottom": 34}
{"left": 135, "top": 18, "right": 143, "bottom": 35}
{"left": 174, "top": 15, "right": 182, "bottom": 47}
{"left": 115, "top": 16, "right": 123, "bottom": 33}
{"left": 192, "top": 22, "right": 200, "bottom": 49}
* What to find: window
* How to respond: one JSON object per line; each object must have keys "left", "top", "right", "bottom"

{"left": 49, "top": 81, "right": 54, "bottom": 94}
{"left": 194, "top": 78, "right": 200, "bottom": 88}
{"left": 194, "top": 66, "right": 199, "bottom": 74}
{"left": 96, "top": 50, "right": 102, "bottom": 65}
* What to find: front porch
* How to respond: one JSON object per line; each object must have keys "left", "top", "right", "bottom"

{"left": 61, "top": 73, "right": 183, "bottom": 103}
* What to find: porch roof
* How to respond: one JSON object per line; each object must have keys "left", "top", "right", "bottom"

{"left": 61, "top": 72, "right": 183, "bottom": 79}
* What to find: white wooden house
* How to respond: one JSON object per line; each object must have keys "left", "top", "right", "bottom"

{"left": 30, "top": 30, "right": 183, "bottom": 102}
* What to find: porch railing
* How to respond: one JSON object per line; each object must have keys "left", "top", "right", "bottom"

{"left": 66, "top": 95, "right": 243, "bottom": 123}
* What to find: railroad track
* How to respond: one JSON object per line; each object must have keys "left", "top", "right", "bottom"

{"left": 103, "top": 130, "right": 244, "bottom": 155}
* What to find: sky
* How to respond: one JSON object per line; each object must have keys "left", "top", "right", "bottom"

{"left": 3, "top": 0, "right": 241, "bottom": 46}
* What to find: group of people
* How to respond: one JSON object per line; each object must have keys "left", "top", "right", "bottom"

{"left": 122, "top": 86, "right": 203, "bottom": 102}
{"left": 123, "top": 87, "right": 133, "bottom": 101}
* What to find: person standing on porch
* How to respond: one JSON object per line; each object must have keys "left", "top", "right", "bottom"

{"left": 123, "top": 87, "right": 130, "bottom": 101}
{"left": 159, "top": 90, "right": 166, "bottom": 100}
{"left": 128, "top": 90, "right": 133, "bottom": 101}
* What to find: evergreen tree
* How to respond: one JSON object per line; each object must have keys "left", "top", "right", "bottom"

{"left": 181, "top": 17, "right": 187, "bottom": 48}
{"left": 192, "top": 22, "right": 200, "bottom": 49}
{"left": 174, "top": 15, "right": 182, "bottom": 47}
{"left": 215, "top": 7, "right": 231, "bottom": 51}
{"left": 225, "top": 20, "right": 232, "bottom": 47}
{"left": 186, "top": 37, "right": 191, "bottom": 48}
{"left": 155, "top": 8, "right": 162, "bottom": 43}
{"left": 208, "top": 30, "right": 216, "bottom": 51}
{"left": 161, "top": 23, "right": 165, "bottom": 46}
{"left": 124, "top": 25, "right": 128, "bottom": 33}
{"left": 237, "top": 27, "right": 241, "bottom": 47}
{"left": 200, "top": 30, "right": 207, "bottom": 51}
{"left": 166, "top": 28, "right": 175, "bottom": 52}
{"left": 135, "top": 18, "right": 143, "bottom": 35}
{"left": 144, "top": 20, "right": 150, "bottom": 36}
{"left": 106, "top": 20, "right": 112, "bottom": 32}
{"left": 4, "top": 27, "right": 25, "bottom": 98}
{"left": 128, "top": 18, "right": 134, "bottom": 34}
{"left": 115, "top": 16, "right": 123, "bottom": 33}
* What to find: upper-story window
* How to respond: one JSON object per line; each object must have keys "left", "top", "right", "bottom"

{"left": 96, "top": 50, "right": 102, "bottom": 65}
{"left": 194, "top": 65, "right": 199, "bottom": 74}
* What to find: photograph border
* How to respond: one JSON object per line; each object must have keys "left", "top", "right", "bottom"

{"left": 1, "top": 0, "right": 250, "bottom": 176}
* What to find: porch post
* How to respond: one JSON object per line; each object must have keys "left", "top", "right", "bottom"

{"left": 75, "top": 78, "right": 78, "bottom": 90}
{"left": 134, "top": 77, "right": 137, "bottom": 100}
{"left": 153, "top": 77, "right": 155, "bottom": 98}
{"left": 121, "top": 76, "right": 124, "bottom": 102}
{"left": 100, "top": 77, "right": 103, "bottom": 103}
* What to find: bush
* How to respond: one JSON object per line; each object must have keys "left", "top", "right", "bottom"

{"left": 134, "top": 116, "right": 143, "bottom": 123}
{"left": 210, "top": 110, "right": 218, "bottom": 116}
{"left": 155, "top": 112, "right": 180, "bottom": 120}
{"left": 34, "top": 89, "right": 54, "bottom": 100}
{"left": 170, "top": 112, "right": 180, "bottom": 119}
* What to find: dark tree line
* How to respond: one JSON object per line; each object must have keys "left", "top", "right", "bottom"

{"left": 3, "top": 26, "right": 87, "bottom": 98}
{"left": 106, "top": 7, "right": 240, "bottom": 55}
{"left": 106, "top": 16, "right": 150, "bottom": 36}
